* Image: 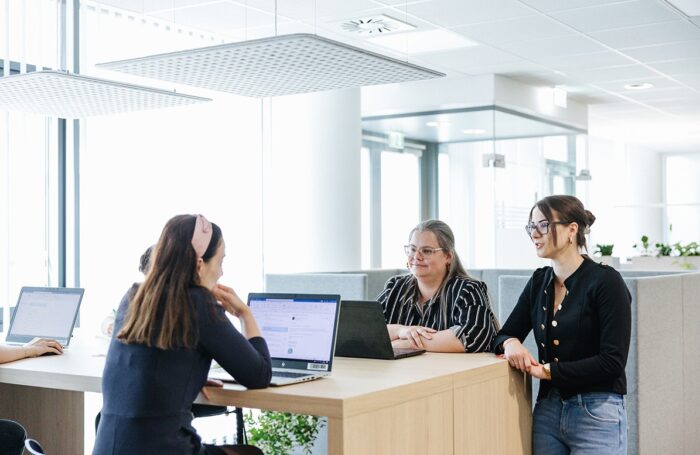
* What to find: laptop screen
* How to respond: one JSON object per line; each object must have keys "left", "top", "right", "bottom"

{"left": 6, "top": 287, "right": 84, "bottom": 345}
{"left": 248, "top": 293, "right": 340, "bottom": 372}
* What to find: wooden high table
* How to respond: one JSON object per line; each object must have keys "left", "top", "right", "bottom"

{"left": 0, "top": 335, "right": 531, "bottom": 454}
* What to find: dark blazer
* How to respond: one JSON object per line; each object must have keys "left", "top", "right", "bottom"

{"left": 494, "top": 257, "right": 631, "bottom": 400}
{"left": 93, "top": 287, "right": 272, "bottom": 455}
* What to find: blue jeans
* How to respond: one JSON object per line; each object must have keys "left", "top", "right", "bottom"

{"left": 533, "top": 390, "right": 627, "bottom": 455}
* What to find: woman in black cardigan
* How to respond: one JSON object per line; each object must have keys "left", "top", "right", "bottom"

{"left": 494, "top": 195, "right": 631, "bottom": 455}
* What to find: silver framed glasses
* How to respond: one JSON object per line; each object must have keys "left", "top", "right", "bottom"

{"left": 525, "top": 220, "right": 572, "bottom": 237}
{"left": 404, "top": 245, "right": 445, "bottom": 257}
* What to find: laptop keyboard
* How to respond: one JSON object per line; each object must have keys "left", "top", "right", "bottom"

{"left": 273, "top": 371, "right": 311, "bottom": 378}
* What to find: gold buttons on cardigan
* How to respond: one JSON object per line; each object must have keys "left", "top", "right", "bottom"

{"left": 540, "top": 324, "right": 545, "bottom": 330}
{"left": 554, "top": 358, "right": 559, "bottom": 362}
{"left": 551, "top": 321, "right": 558, "bottom": 327}
{"left": 557, "top": 304, "right": 562, "bottom": 311}
{"left": 541, "top": 342, "right": 545, "bottom": 347}
{"left": 553, "top": 339, "right": 560, "bottom": 346}
{"left": 542, "top": 306, "right": 546, "bottom": 310}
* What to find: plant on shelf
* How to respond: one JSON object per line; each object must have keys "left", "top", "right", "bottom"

{"left": 674, "top": 241, "right": 700, "bottom": 257}
{"left": 594, "top": 244, "right": 614, "bottom": 256}
{"left": 655, "top": 242, "right": 673, "bottom": 257}
{"left": 244, "top": 410, "right": 324, "bottom": 455}
{"left": 633, "top": 235, "right": 652, "bottom": 256}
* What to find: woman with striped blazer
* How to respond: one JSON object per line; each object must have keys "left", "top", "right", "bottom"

{"left": 377, "top": 220, "right": 498, "bottom": 353}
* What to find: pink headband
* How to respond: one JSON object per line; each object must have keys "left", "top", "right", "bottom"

{"left": 191, "top": 214, "right": 213, "bottom": 259}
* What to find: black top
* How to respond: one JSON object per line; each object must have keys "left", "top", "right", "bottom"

{"left": 93, "top": 286, "right": 272, "bottom": 455}
{"left": 494, "top": 257, "right": 631, "bottom": 401}
{"left": 377, "top": 274, "right": 498, "bottom": 352}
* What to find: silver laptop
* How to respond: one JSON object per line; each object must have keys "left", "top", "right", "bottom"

{"left": 211, "top": 292, "right": 341, "bottom": 386}
{"left": 5, "top": 287, "right": 84, "bottom": 347}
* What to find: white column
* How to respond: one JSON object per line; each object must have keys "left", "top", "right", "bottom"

{"left": 263, "top": 88, "right": 362, "bottom": 273}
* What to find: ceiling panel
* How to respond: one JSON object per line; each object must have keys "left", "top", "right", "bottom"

{"left": 418, "top": 45, "right": 523, "bottom": 71}
{"left": 673, "top": 73, "right": 700, "bottom": 87}
{"left": 498, "top": 34, "right": 606, "bottom": 59}
{"left": 244, "top": 0, "right": 381, "bottom": 21}
{"left": 518, "top": 0, "right": 630, "bottom": 13}
{"left": 150, "top": 1, "right": 275, "bottom": 32}
{"left": 537, "top": 51, "right": 636, "bottom": 71}
{"left": 649, "top": 57, "right": 700, "bottom": 75}
{"left": 621, "top": 86, "right": 700, "bottom": 101}
{"left": 404, "top": 0, "right": 533, "bottom": 28}
{"left": 589, "top": 20, "right": 700, "bottom": 49}
{"left": 576, "top": 64, "right": 659, "bottom": 83}
{"left": 374, "top": 0, "right": 433, "bottom": 5}
{"left": 463, "top": 61, "right": 548, "bottom": 76}
{"left": 594, "top": 76, "right": 685, "bottom": 91}
{"left": 450, "top": 15, "right": 572, "bottom": 46}
{"left": 620, "top": 40, "right": 700, "bottom": 63}
{"left": 549, "top": 0, "right": 679, "bottom": 33}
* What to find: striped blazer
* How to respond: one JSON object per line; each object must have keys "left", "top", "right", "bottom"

{"left": 377, "top": 274, "right": 498, "bottom": 352}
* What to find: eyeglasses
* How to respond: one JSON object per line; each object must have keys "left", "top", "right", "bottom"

{"left": 404, "top": 245, "right": 445, "bottom": 257}
{"left": 525, "top": 220, "right": 572, "bottom": 237}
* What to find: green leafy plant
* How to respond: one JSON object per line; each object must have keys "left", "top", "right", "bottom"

{"left": 655, "top": 242, "right": 673, "bottom": 257}
{"left": 594, "top": 244, "right": 614, "bottom": 256}
{"left": 244, "top": 411, "right": 324, "bottom": 455}
{"left": 633, "top": 235, "right": 652, "bottom": 256}
{"left": 673, "top": 241, "right": 700, "bottom": 257}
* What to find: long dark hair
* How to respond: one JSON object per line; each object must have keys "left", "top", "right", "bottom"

{"left": 530, "top": 195, "right": 596, "bottom": 250}
{"left": 118, "top": 214, "right": 222, "bottom": 350}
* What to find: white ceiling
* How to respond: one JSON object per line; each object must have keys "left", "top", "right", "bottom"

{"left": 91, "top": 0, "right": 700, "bottom": 152}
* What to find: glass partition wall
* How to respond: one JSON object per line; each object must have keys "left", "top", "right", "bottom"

{"left": 362, "top": 106, "right": 587, "bottom": 270}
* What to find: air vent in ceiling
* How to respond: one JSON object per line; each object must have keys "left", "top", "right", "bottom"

{"left": 338, "top": 14, "right": 415, "bottom": 36}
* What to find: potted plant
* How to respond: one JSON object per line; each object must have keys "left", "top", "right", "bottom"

{"left": 633, "top": 235, "right": 652, "bottom": 256}
{"left": 593, "top": 244, "right": 619, "bottom": 268}
{"left": 244, "top": 411, "right": 324, "bottom": 455}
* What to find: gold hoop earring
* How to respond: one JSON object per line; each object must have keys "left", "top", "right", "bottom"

{"left": 569, "top": 237, "right": 573, "bottom": 245}
{"left": 406, "top": 262, "right": 410, "bottom": 269}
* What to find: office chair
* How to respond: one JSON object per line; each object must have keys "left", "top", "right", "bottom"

{"left": 24, "top": 439, "right": 46, "bottom": 455}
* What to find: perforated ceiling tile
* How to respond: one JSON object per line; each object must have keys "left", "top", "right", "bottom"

{"left": 0, "top": 71, "right": 210, "bottom": 118}
{"left": 98, "top": 33, "right": 445, "bottom": 98}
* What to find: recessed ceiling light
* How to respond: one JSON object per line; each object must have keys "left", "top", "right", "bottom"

{"left": 368, "top": 29, "right": 478, "bottom": 54}
{"left": 0, "top": 70, "right": 209, "bottom": 118}
{"left": 98, "top": 33, "right": 444, "bottom": 98}
{"left": 426, "top": 121, "right": 451, "bottom": 128}
{"left": 462, "top": 128, "right": 486, "bottom": 135}
{"left": 624, "top": 82, "right": 654, "bottom": 90}
{"left": 337, "top": 14, "right": 415, "bottom": 36}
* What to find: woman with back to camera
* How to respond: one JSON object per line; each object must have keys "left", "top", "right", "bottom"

{"left": 377, "top": 219, "right": 498, "bottom": 353}
{"left": 494, "top": 195, "right": 631, "bottom": 454}
{"left": 93, "top": 214, "right": 271, "bottom": 455}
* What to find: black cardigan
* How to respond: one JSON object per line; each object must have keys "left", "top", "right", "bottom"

{"left": 494, "top": 257, "right": 631, "bottom": 401}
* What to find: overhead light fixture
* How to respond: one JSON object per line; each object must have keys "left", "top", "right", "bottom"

{"left": 98, "top": 33, "right": 444, "bottom": 98}
{"left": 337, "top": 14, "right": 415, "bottom": 36}
{"left": 624, "top": 82, "right": 654, "bottom": 90}
{"left": 426, "top": 121, "right": 451, "bottom": 128}
{"left": 576, "top": 169, "right": 592, "bottom": 181}
{"left": 462, "top": 128, "right": 486, "bottom": 135}
{"left": 0, "top": 70, "right": 210, "bottom": 118}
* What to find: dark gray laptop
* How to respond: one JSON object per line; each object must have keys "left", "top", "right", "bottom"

{"left": 335, "top": 300, "right": 425, "bottom": 360}
{"left": 210, "top": 292, "right": 341, "bottom": 386}
{"left": 5, "top": 287, "right": 84, "bottom": 347}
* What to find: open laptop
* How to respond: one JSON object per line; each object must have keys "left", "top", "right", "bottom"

{"left": 210, "top": 293, "right": 341, "bottom": 386}
{"left": 335, "top": 300, "right": 425, "bottom": 360}
{"left": 5, "top": 287, "right": 84, "bottom": 347}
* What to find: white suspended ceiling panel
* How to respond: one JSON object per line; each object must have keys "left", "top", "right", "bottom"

{"left": 97, "top": 33, "right": 445, "bottom": 98}
{"left": 0, "top": 71, "right": 211, "bottom": 118}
